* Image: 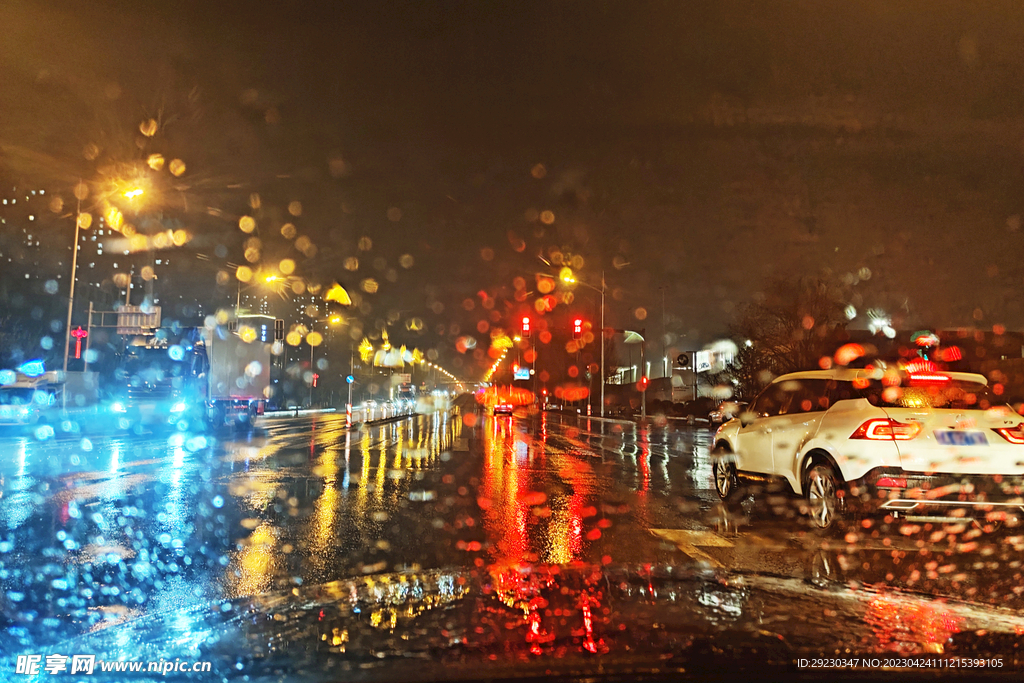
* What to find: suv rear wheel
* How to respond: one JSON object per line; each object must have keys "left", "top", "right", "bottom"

{"left": 804, "top": 460, "right": 845, "bottom": 532}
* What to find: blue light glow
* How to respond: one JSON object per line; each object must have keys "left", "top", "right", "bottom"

{"left": 18, "top": 360, "right": 45, "bottom": 377}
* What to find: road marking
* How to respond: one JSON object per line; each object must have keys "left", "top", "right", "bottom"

{"left": 650, "top": 528, "right": 732, "bottom": 567}
{"left": 733, "top": 532, "right": 793, "bottom": 551}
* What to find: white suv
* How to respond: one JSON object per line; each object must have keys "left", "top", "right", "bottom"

{"left": 712, "top": 366, "right": 1024, "bottom": 531}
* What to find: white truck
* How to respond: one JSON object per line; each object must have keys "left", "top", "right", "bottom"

{"left": 0, "top": 370, "right": 63, "bottom": 429}
{"left": 201, "top": 322, "right": 272, "bottom": 427}
{"left": 114, "top": 317, "right": 273, "bottom": 431}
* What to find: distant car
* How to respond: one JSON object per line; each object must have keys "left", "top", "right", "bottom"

{"left": 712, "top": 366, "right": 1024, "bottom": 533}
{"left": 493, "top": 402, "right": 514, "bottom": 416}
{"left": 709, "top": 401, "right": 748, "bottom": 426}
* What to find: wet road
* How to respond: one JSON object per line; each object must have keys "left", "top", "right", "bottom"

{"left": 3, "top": 399, "right": 1024, "bottom": 651}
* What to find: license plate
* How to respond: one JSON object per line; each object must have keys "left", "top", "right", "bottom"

{"left": 935, "top": 430, "right": 988, "bottom": 446}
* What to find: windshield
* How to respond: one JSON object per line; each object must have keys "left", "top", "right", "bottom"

{"left": 0, "top": 388, "right": 36, "bottom": 405}
{"left": 120, "top": 347, "right": 187, "bottom": 384}
{"left": 7, "top": 2, "right": 1024, "bottom": 680}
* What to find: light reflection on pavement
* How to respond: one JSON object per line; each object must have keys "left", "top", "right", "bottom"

{"left": 2, "top": 401, "right": 1023, "bottom": 653}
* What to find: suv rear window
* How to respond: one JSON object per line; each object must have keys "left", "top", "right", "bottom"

{"left": 842, "top": 378, "right": 1003, "bottom": 411}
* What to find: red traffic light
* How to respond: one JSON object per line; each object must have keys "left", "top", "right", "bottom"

{"left": 312, "top": 373, "right": 319, "bottom": 387}
{"left": 522, "top": 316, "right": 531, "bottom": 338}
{"left": 637, "top": 376, "right": 649, "bottom": 391}
{"left": 572, "top": 318, "right": 583, "bottom": 339}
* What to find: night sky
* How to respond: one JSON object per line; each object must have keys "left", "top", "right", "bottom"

{"left": 4, "top": 0, "right": 1024, "bottom": 376}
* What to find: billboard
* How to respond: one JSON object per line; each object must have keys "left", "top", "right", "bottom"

{"left": 514, "top": 366, "right": 531, "bottom": 381}
{"left": 117, "top": 305, "right": 161, "bottom": 335}
{"left": 693, "top": 350, "right": 713, "bottom": 373}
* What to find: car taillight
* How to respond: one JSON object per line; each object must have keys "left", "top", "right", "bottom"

{"left": 851, "top": 418, "right": 922, "bottom": 441}
{"left": 908, "top": 373, "right": 950, "bottom": 383}
{"left": 875, "top": 476, "right": 908, "bottom": 489}
{"left": 993, "top": 426, "right": 1024, "bottom": 444}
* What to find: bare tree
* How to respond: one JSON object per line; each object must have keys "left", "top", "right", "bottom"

{"left": 728, "top": 272, "right": 851, "bottom": 397}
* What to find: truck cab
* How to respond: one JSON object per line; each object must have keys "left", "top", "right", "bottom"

{"left": 112, "top": 332, "right": 208, "bottom": 430}
{"left": 0, "top": 371, "right": 64, "bottom": 430}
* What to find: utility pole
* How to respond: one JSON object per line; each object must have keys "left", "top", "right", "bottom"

{"left": 308, "top": 336, "right": 315, "bottom": 407}
{"left": 600, "top": 270, "right": 606, "bottom": 418}
{"left": 640, "top": 328, "right": 646, "bottom": 421}
{"left": 62, "top": 188, "right": 83, "bottom": 373}
{"left": 83, "top": 302, "right": 94, "bottom": 372}
{"left": 346, "top": 345, "right": 355, "bottom": 427}
{"left": 661, "top": 286, "right": 667, "bottom": 379}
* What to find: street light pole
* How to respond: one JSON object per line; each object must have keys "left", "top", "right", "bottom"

{"left": 600, "top": 270, "right": 605, "bottom": 418}
{"left": 640, "top": 332, "right": 646, "bottom": 421}
{"left": 309, "top": 337, "right": 315, "bottom": 407}
{"left": 62, "top": 189, "right": 83, "bottom": 373}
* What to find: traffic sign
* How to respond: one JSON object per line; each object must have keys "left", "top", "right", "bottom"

{"left": 346, "top": 375, "right": 355, "bottom": 384}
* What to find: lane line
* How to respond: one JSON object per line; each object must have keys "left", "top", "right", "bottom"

{"left": 650, "top": 528, "right": 732, "bottom": 568}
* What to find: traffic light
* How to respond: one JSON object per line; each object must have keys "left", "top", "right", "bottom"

{"left": 638, "top": 376, "right": 649, "bottom": 392}
{"left": 572, "top": 318, "right": 583, "bottom": 340}
{"left": 312, "top": 373, "right": 319, "bottom": 387}
{"left": 522, "top": 316, "right": 531, "bottom": 338}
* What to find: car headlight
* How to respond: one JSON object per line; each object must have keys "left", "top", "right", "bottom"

{"left": 16, "top": 405, "right": 30, "bottom": 417}
{"left": 111, "top": 402, "right": 126, "bottom": 413}
{"left": 171, "top": 401, "right": 187, "bottom": 413}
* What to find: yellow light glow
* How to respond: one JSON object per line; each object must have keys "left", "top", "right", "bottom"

{"left": 325, "top": 283, "right": 353, "bottom": 305}
{"left": 359, "top": 338, "right": 374, "bottom": 362}
{"left": 123, "top": 188, "right": 144, "bottom": 199}
{"left": 239, "top": 216, "right": 256, "bottom": 234}
{"left": 106, "top": 207, "right": 123, "bottom": 230}
{"left": 560, "top": 267, "right": 575, "bottom": 283}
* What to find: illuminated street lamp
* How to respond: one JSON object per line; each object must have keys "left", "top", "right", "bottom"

{"left": 62, "top": 183, "right": 88, "bottom": 373}
{"left": 560, "top": 268, "right": 607, "bottom": 418}
{"left": 63, "top": 181, "right": 148, "bottom": 372}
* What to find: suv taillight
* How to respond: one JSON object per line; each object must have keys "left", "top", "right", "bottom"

{"left": 851, "top": 418, "right": 921, "bottom": 441}
{"left": 993, "top": 426, "right": 1024, "bottom": 444}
